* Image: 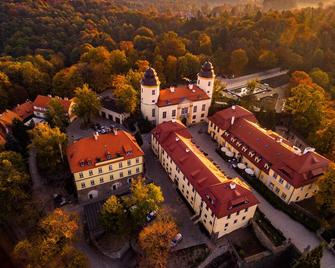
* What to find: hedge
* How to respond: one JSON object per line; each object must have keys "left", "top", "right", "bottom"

{"left": 216, "top": 149, "right": 321, "bottom": 232}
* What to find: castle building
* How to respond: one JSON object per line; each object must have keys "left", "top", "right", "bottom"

{"left": 152, "top": 120, "right": 259, "bottom": 238}
{"left": 208, "top": 105, "right": 330, "bottom": 204}
{"left": 141, "top": 61, "right": 215, "bottom": 125}
{"left": 66, "top": 130, "right": 144, "bottom": 203}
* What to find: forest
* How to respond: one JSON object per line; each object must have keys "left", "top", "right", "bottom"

{"left": 0, "top": 0, "right": 334, "bottom": 161}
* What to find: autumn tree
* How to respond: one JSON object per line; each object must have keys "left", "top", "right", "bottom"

{"left": 30, "top": 123, "right": 67, "bottom": 172}
{"left": 46, "top": 97, "right": 69, "bottom": 131}
{"left": 13, "top": 209, "right": 88, "bottom": 268}
{"left": 177, "top": 53, "right": 201, "bottom": 80}
{"left": 229, "top": 49, "right": 249, "bottom": 76}
{"left": 139, "top": 215, "right": 178, "bottom": 268}
{"left": 113, "top": 75, "right": 138, "bottom": 114}
{"left": 157, "top": 31, "right": 186, "bottom": 59}
{"left": 72, "top": 84, "right": 101, "bottom": 126}
{"left": 0, "top": 151, "right": 31, "bottom": 222}
{"left": 309, "top": 68, "right": 330, "bottom": 89}
{"left": 52, "top": 65, "right": 84, "bottom": 97}
{"left": 0, "top": 71, "right": 11, "bottom": 111}
{"left": 123, "top": 178, "right": 164, "bottom": 228}
{"left": 258, "top": 50, "right": 278, "bottom": 69}
{"left": 315, "top": 164, "right": 335, "bottom": 215}
{"left": 292, "top": 244, "right": 323, "bottom": 268}
{"left": 100, "top": 195, "right": 128, "bottom": 234}
{"left": 165, "top": 55, "right": 178, "bottom": 84}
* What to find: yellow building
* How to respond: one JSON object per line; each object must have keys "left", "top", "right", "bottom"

{"left": 152, "top": 121, "right": 259, "bottom": 239}
{"left": 67, "top": 130, "right": 144, "bottom": 203}
{"left": 208, "top": 105, "right": 330, "bottom": 204}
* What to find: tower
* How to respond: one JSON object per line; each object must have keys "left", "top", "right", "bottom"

{"left": 141, "top": 67, "right": 160, "bottom": 124}
{"left": 197, "top": 61, "right": 215, "bottom": 99}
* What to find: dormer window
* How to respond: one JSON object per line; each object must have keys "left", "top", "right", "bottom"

{"left": 79, "top": 160, "right": 85, "bottom": 167}
{"left": 106, "top": 152, "right": 112, "bottom": 160}
{"left": 87, "top": 159, "right": 92, "bottom": 165}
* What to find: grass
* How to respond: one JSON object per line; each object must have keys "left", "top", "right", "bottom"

{"left": 168, "top": 244, "right": 210, "bottom": 268}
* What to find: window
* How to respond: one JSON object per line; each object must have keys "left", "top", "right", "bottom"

{"left": 81, "top": 182, "right": 86, "bottom": 189}
{"left": 110, "top": 174, "right": 114, "bottom": 180}
{"left": 119, "top": 172, "right": 123, "bottom": 178}
{"left": 100, "top": 177, "right": 104, "bottom": 183}
{"left": 192, "top": 115, "right": 196, "bottom": 119}
{"left": 90, "top": 180, "right": 95, "bottom": 186}
{"left": 193, "top": 106, "right": 197, "bottom": 113}
{"left": 197, "top": 79, "right": 200, "bottom": 85}
{"left": 296, "top": 196, "right": 300, "bottom": 201}
{"left": 236, "top": 211, "right": 240, "bottom": 216}
{"left": 227, "top": 214, "right": 231, "bottom": 219}
{"left": 119, "top": 162, "right": 123, "bottom": 168}
{"left": 98, "top": 168, "right": 102, "bottom": 174}
{"left": 186, "top": 190, "right": 189, "bottom": 194}
{"left": 152, "top": 90, "right": 155, "bottom": 95}
{"left": 244, "top": 208, "right": 248, "bottom": 212}
{"left": 209, "top": 220, "right": 213, "bottom": 225}
{"left": 128, "top": 170, "right": 132, "bottom": 175}
{"left": 208, "top": 81, "right": 211, "bottom": 86}
{"left": 269, "top": 182, "right": 274, "bottom": 190}
{"left": 127, "top": 160, "right": 131, "bottom": 166}
{"left": 281, "top": 193, "right": 287, "bottom": 200}
{"left": 279, "top": 178, "right": 284, "bottom": 184}
{"left": 127, "top": 178, "right": 132, "bottom": 184}
{"left": 89, "top": 170, "right": 93, "bottom": 176}
{"left": 162, "top": 111, "right": 167, "bottom": 119}
{"left": 136, "top": 167, "right": 140, "bottom": 173}
{"left": 242, "top": 216, "right": 246, "bottom": 220}
{"left": 275, "top": 187, "right": 280, "bottom": 194}
{"left": 225, "top": 223, "right": 229, "bottom": 227}
{"left": 285, "top": 183, "right": 291, "bottom": 190}
{"left": 305, "top": 193, "right": 308, "bottom": 198}
{"left": 152, "top": 108, "right": 155, "bottom": 117}
{"left": 79, "top": 172, "right": 84, "bottom": 179}
{"left": 204, "top": 214, "right": 207, "bottom": 218}
{"left": 109, "top": 165, "right": 113, "bottom": 171}
{"left": 136, "top": 158, "right": 140, "bottom": 164}
{"left": 181, "top": 107, "right": 188, "bottom": 115}
{"left": 202, "top": 104, "right": 206, "bottom": 111}
{"left": 234, "top": 219, "right": 237, "bottom": 224}
{"left": 172, "top": 109, "right": 176, "bottom": 117}
{"left": 201, "top": 113, "right": 205, "bottom": 118}
{"left": 273, "top": 172, "right": 278, "bottom": 179}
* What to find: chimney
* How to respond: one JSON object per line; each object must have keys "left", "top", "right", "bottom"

{"left": 186, "top": 148, "right": 190, "bottom": 153}
{"left": 170, "top": 86, "right": 175, "bottom": 93}
{"left": 188, "top": 84, "right": 193, "bottom": 90}
{"left": 229, "top": 182, "right": 236, "bottom": 190}
{"left": 232, "top": 105, "right": 236, "bottom": 110}
{"left": 113, "top": 128, "right": 118, "bottom": 135}
{"left": 94, "top": 132, "right": 99, "bottom": 140}
{"left": 231, "top": 116, "right": 235, "bottom": 125}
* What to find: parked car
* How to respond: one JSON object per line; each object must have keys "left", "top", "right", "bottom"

{"left": 146, "top": 210, "right": 157, "bottom": 222}
{"left": 171, "top": 233, "right": 183, "bottom": 247}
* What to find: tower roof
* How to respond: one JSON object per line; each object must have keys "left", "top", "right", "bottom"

{"left": 198, "top": 61, "right": 215, "bottom": 79}
{"left": 141, "top": 67, "right": 160, "bottom": 87}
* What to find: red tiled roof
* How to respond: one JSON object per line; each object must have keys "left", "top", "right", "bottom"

{"left": 66, "top": 131, "right": 144, "bottom": 173}
{"left": 13, "top": 101, "right": 34, "bottom": 120}
{"left": 152, "top": 121, "right": 258, "bottom": 218}
{"left": 209, "top": 106, "right": 330, "bottom": 188}
{"left": 33, "top": 95, "right": 72, "bottom": 112}
{"left": 157, "top": 85, "right": 210, "bottom": 107}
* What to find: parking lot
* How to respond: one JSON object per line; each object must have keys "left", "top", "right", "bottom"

{"left": 141, "top": 133, "right": 211, "bottom": 250}
{"left": 67, "top": 115, "right": 126, "bottom": 143}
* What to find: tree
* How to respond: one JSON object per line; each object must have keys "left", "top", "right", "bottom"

{"left": 246, "top": 79, "right": 260, "bottom": 93}
{"left": 292, "top": 244, "right": 323, "bottom": 268}
{"left": 165, "top": 55, "right": 178, "bottom": 84}
{"left": 309, "top": 68, "right": 330, "bottom": 89}
{"left": 157, "top": 31, "right": 186, "bottom": 59}
{"left": 100, "top": 195, "right": 127, "bottom": 234}
{"left": 13, "top": 209, "right": 88, "bottom": 268}
{"left": 0, "top": 71, "right": 11, "bottom": 112}
{"left": 0, "top": 151, "right": 31, "bottom": 222}
{"left": 123, "top": 178, "right": 164, "bottom": 228}
{"left": 258, "top": 50, "right": 278, "bottom": 69}
{"left": 177, "top": 53, "right": 201, "bottom": 80}
{"left": 72, "top": 84, "right": 101, "bottom": 126}
{"left": 46, "top": 97, "right": 69, "bottom": 131}
{"left": 11, "top": 118, "right": 31, "bottom": 149}
{"left": 29, "top": 123, "right": 67, "bottom": 172}
{"left": 229, "top": 49, "right": 248, "bottom": 76}
{"left": 315, "top": 164, "right": 335, "bottom": 214}
{"left": 112, "top": 75, "right": 138, "bottom": 113}
{"left": 109, "top": 49, "right": 129, "bottom": 74}
{"left": 52, "top": 65, "right": 84, "bottom": 97}
{"left": 138, "top": 215, "right": 177, "bottom": 268}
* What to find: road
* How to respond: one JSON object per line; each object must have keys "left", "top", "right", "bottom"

{"left": 218, "top": 68, "right": 289, "bottom": 90}
{"left": 188, "top": 124, "right": 335, "bottom": 268}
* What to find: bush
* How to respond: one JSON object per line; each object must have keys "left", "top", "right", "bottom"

{"left": 216, "top": 149, "right": 322, "bottom": 232}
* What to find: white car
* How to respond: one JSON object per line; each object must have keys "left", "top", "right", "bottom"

{"left": 171, "top": 233, "right": 183, "bottom": 247}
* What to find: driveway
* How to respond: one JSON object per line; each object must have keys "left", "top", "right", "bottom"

{"left": 188, "top": 123, "right": 335, "bottom": 268}
{"left": 142, "top": 133, "right": 212, "bottom": 251}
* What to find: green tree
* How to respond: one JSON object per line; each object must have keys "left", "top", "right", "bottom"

{"left": 123, "top": 178, "right": 164, "bottom": 228}
{"left": 109, "top": 49, "right": 129, "bottom": 74}
{"left": 46, "top": 98, "right": 69, "bottom": 131}
{"left": 258, "top": 50, "right": 278, "bottom": 69}
{"left": 72, "top": 84, "right": 101, "bottom": 126}
{"left": 113, "top": 75, "right": 138, "bottom": 114}
{"left": 177, "top": 53, "right": 201, "bottom": 80}
{"left": 165, "top": 55, "right": 178, "bottom": 84}
{"left": 0, "top": 71, "right": 11, "bottom": 111}
{"left": 309, "top": 68, "right": 330, "bottom": 89}
{"left": 52, "top": 65, "right": 84, "bottom": 97}
{"left": 139, "top": 214, "right": 177, "bottom": 268}
{"left": 0, "top": 151, "right": 31, "bottom": 222}
{"left": 292, "top": 244, "right": 323, "bottom": 268}
{"left": 100, "top": 195, "right": 127, "bottom": 234}
{"left": 158, "top": 31, "right": 186, "bottom": 58}
{"left": 29, "top": 123, "right": 67, "bottom": 172}
{"left": 246, "top": 79, "right": 260, "bottom": 93}
{"left": 229, "top": 49, "right": 249, "bottom": 76}
{"left": 315, "top": 164, "right": 335, "bottom": 214}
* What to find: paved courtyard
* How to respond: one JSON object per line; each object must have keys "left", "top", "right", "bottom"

{"left": 142, "top": 133, "right": 212, "bottom": 251}
{"left": 188, "top": 123, "right": 335, "bottom": 268}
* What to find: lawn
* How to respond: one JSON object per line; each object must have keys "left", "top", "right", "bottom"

{"left": 168, "top": 244, "right": 210, "bottom": 268}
